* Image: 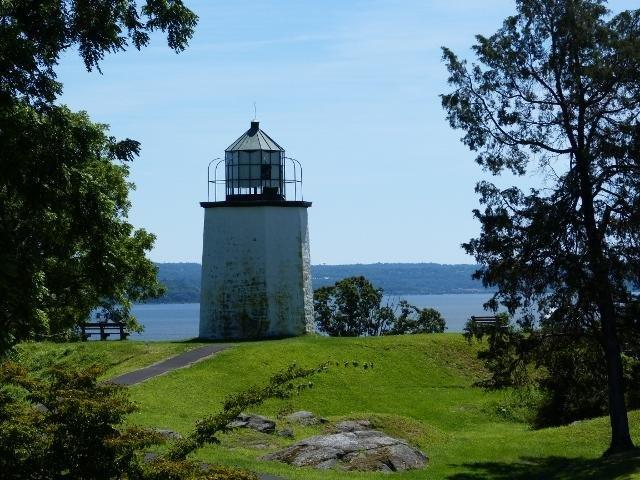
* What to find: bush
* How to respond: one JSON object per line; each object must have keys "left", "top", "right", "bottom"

{"left": 464, "top": 312, "right": 640, "bottom": 427}
{"left": 0, "top": 358, "right": 329, "bottom": 479}
{"left": 143, "top": 458, "right": 258, "bottom": 480}
{"left": 313, "top": 276, "right": 446, "bottom": 336}
{"left": 0, "top": 362, "right": 161, "bottom": 479}
{"left": 391, "top": 300, "right": 446, "bottom": 334}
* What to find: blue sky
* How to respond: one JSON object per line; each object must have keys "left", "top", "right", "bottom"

{"left": 56, "top": 0, "right": 629, "bottom": 265}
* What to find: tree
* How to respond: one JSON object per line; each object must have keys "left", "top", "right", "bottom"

{"left": 0, "top": 1, "right": 198, "bottom": 353}
{"left": 1, "top": 0, "right": 198, "bottom": 106}
{"left": 390, "top": 300, "right": 447, "bottom": 334}
{"left": 314, "top": 276, "right": 393, "bottom": 336}
{"left": 0, "top": 104, "right": 165, "bottom": 352}
{"left": 441, "top": 0, "right": 639, "bottom": 453}
{"left": 313, "top": 276, "right": 446, "bottom": 336}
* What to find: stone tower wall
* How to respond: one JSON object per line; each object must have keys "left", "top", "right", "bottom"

{"left": 199, "top": 205, "right": 313, "bottom": 339}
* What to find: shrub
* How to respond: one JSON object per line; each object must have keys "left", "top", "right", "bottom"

{"left": 391, "top": 300, "right": 446, "bottom": 334}
{"left": 0, "top": 361, "right": 162, "bottom": 479}
{"left": 0, "top": 358, "right": 330, "bottom": 479}
{"left": 314, "top": 276, "right": 446, "bottom": 336}
{"left": 464, "top": 311, "right": 640, "bottom": 427}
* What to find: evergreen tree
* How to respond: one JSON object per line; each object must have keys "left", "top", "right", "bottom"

{"left": 442, "top": 0, "right": 640, "bottom": 453}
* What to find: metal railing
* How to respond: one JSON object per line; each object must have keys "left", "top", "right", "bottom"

{"left": 207, "top": 155, "right": 304, "bottom": 202}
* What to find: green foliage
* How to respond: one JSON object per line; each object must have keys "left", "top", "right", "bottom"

{"left": 491, "top": 387, "right": 545, "bottom": 424}
{"left": 465, "top": 312, "right": 640, "bottom": 427}
{"left": 314, "top": 276, "right": 390, "bottom": 336}
{"left": 391, "top": 300, "right": 447, "bottom": 334}
{"left": 0, "top": 0, "right": 198, "bottom": 105}
{"left": 0, "top": 102, "right": 165, "bottom": 353}
{"left": 442, "top": 0, "right": 640, "bottom": 452}
{"left": 13, "top": 341, "right": 204, "bottom": 380}
{"left": 142, "top": 458, "right": 258, "bottom": 480}
{"left": 0, "top": 353, "right": 330, "bottom": 479}
{"left": 0, "top": 0, "right": 198, "bottom": 354}
{"left": 0, "top": 361, "right": 163, "bottom": 479}
{"left": 463, "top": 313, "right": 532, "bottom": 388}
{"left": 313, "top": 276, "right": 446, "bottom": 336}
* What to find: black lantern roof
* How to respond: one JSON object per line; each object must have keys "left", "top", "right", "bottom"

{"left": 225, "top": 121, "right": 284, "bottom": 152}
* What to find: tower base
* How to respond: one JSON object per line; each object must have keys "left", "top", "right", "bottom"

{"left": 199, "top": 201, "right": 313, "bottom": 340}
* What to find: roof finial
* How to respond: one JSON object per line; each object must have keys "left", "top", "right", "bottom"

{"left": 253, "top": 101, "right": 257, "bottom": 121}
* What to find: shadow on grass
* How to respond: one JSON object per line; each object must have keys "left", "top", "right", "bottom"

{"left": 447, "top": 450, "right": 640, "bottom": 480}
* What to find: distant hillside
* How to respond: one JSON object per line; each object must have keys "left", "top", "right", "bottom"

{"left": 146, "top": 262, "right": 491, "bottom": 303}
{"left": 312, "top": 263, "right": 488, "bottom": 294}
{"left": 150, "top": 263, "right": 201, "bottom": 304}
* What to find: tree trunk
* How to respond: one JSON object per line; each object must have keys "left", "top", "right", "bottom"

{"left": 575, "top": 151, "right": 635, "bottom": 454}
{"left": 598, "top": 292, "right": 635, "bottom": 454}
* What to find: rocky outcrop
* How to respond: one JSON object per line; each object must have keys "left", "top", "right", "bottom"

{"left": 262, "top": 423, "right": 427, "bottom": 472}
{"left": 285, "top": 411, "right": 327, "bottom": 426}
{"left": 228, "top": 414, "right": 276, "bottom": 434}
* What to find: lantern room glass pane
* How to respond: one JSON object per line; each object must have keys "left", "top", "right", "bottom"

{"left": 271, "top": 152, "right": 280, "bottom": 165}
{"left": 250, "top": 164, "right": 260, "bottom": 180}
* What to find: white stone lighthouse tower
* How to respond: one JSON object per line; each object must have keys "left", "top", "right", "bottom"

{"left": 199, "top": 121, "right": 313, "bottom": 339}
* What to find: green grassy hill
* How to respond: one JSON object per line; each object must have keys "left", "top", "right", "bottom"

{"left": 15, "top": 335, "right": 640, "bottom": 479}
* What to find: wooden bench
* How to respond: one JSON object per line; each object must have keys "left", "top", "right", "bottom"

{"left": 80, "top": 322, "right": 129, "bottom": 341}
{"left": 469, "top": 315, "right": 507, "bottom": 329}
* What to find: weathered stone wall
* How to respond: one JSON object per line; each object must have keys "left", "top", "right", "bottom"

{"left": 199, "top": 205, "right": 313, "bottom": 339}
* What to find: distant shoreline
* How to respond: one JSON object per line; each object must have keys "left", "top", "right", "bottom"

{"left": 139, "top": 290, "right": 495, "bottom": 305}
{"left": 145, "top": 262, "right": 495, "bottom": 304}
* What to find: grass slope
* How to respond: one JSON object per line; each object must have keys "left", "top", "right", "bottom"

{"left": 13, "top": 340, "right": 204, "bottom": 379}
{"left": 115, "top": 334, "right": 640, "bottom": 480}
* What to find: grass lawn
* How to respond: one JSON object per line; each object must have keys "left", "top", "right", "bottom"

{"left": 13, "top": 339, "right": 205, "bottom": 379}
{"left": 15, "top": 334, "right": 640, "bottom": 479}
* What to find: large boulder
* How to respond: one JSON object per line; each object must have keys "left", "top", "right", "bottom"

{"left": 262, "top": 426, "right": 427, "bottom": 472}
{"left": 228, "top": 414, "right": 276, "bottom": 434}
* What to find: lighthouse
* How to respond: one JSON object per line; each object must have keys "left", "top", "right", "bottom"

{"left": 199, "top": 121, "right": 313, "bottom": 339}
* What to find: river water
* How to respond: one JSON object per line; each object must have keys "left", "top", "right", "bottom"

{"left": 129, "top": 293, "right": 494, "bottom": 341}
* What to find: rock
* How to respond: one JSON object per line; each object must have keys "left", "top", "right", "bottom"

{"left": 262, "top": 427, "right": 427, "bottom": 472}
{"left": 277, "top": 427, "right": 294, "bottom": 438}
{"left": 334, "top": 419, "right": 371, "bottom": 432}
{"left": 228, "top": 413, "right": 276, "bottom": 434}
{"left": 154, "top": 428, "right": 183, "bottom": 440}
{"left": 285, "top": 411, "right": 327, "bottom": 426}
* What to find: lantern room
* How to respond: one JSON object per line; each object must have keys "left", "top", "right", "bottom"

{"left": 225, "top": 121, "right": 284, "bottom": 200}
{"left": 208, "top": 121, "right": 303, "bottom": 202}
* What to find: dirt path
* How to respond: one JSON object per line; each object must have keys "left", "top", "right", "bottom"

{"left": 109, "top": 343, "right": 235, "bottom": 386}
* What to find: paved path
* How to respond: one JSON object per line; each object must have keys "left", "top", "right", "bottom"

{"left": 109, "top": 343, "right": 235, "bottom": 386}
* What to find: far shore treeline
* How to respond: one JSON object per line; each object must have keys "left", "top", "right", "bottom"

{"left": 148, "top": 262, "right": 493, "bottom": 303}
